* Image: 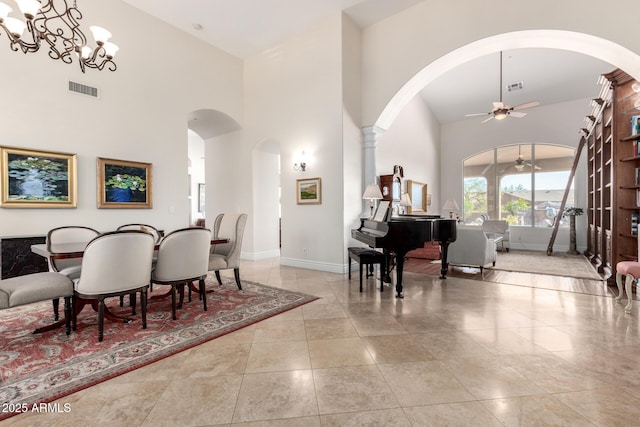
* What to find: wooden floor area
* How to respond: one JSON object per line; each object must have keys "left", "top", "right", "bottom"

{"left": 404, "top": 258, "right": 621, "bottom": 299}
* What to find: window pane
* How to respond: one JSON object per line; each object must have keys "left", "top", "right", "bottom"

{"left": 463, "top": 144, "right": 576, "bottom": 229}
{"left": 498, "top": 145, "right": 532, "bottom": 225}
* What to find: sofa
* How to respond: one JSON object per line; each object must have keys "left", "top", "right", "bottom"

{"left": 447, "top": 226, "right": 497, "bottom": 273}
{"left": 482, "top": 219, "right": 510, "bottom": 252}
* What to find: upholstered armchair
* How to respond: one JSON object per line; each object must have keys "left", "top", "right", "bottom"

{"left": 208, "top": 213, "right": 248, "bottom": 290}
{"left": 116, "top": 223, "right": 162, "bottom": 243}
{"left": 482, "top": 219, "right": 510, "bottom": 252}
{"left": 447, "top": 226, "right": 497, "bottom": 273}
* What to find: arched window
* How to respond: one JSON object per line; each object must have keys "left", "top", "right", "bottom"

{"left": 463, "top": 144, "right": 576, "bottom": 228}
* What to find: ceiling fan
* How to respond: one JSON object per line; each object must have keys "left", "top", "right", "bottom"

{"left": 466, "top": 51, "right": 540, "bottom": 123}
{"left": 500, "top": 146, "right": 541, "bottom": 173}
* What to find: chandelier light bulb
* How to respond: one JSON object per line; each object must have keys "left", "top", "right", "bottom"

{"left": 89, "top": 25, "right": 111, "bottom": 46}
{"left": 80, "top": 45, "right": 92, "bottom": 59}
{"left": 103, "top": 41, "right": 118, "bottom": 58}
{"left": 4, "top": 16, "right": 25, "bottom": 37}
{"left": 15, "top": 0, "right": 41, "bottom": 20}
{"left": 0, "top": 2, "right": 12, "bottom": 21}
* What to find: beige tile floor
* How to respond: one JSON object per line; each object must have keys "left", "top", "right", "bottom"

{"left": 6, "top": 258, "right": 640, "bottom": 426}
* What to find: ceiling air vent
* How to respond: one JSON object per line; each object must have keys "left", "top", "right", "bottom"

{"left": 68, "top": 81, "right": 98, "bottom": 98}
{"left": 506, "top": 82, "right": 523, "bottom": 92}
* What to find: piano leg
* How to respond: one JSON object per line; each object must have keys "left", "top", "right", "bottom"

{"left": 382, "top": 250, "right": 393, "bottom": 283}
{"left": 394, "top": 251, "right": 406, "bottom": 298}
{"left": 439, "top": 241, "right": 451, "bottom": 279}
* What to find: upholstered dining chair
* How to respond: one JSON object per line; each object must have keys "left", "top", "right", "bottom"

{"left": 73, "top": 230, "right": 155, "bottom": 342}
{"left": 208, "top": 213, "right": 248, "bottom": 290}
{"left": 616, "top": 238, "right": 640, "bottom": 314}
{"left": 116, "top": 223, "right": 162, "bottom": 243}
{"left": 46, "top": 226, "right": 100, "bottom": 320}
{"left": 151, "top": 227, "right": 211, "bottom": 320}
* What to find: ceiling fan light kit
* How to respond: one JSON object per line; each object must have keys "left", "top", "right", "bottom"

{"left": 465, "top": 51, "right": 540, "bottom": 123}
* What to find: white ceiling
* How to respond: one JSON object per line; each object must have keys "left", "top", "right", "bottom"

{"left": 121, "top": 0, "right": 615, "bottom": 125}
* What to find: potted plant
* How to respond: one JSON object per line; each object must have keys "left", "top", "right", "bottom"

{"left": 105, "top": 174, "right": 146, "bottom": 202}
{"left": 563, "top": 207, "right": 583, "bottom": 255}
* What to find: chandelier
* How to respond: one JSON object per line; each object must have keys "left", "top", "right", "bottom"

{"left": 0, "top": 0, "right": 118, "bottom": 73}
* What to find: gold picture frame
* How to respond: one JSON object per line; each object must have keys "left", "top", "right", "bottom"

{"left": 97, "top": 157, "right": 152, "bottom": 209}
{"left": 0, "top": 146, "right": 77, "bottom": 208}
{"left": 407, "top": 180, "right": 427, "bottom": 213}
{"left": 296, "top": 177, "right": 321, "bottom": 205}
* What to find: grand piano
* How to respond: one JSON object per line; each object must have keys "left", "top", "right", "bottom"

{"left": 351, "top": 216, "right": 457, "bottom": 298}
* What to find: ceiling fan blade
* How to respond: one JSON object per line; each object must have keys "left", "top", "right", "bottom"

{"left": 525, "top": 162, "right": 542, "bottom": 170}
{"left": 481, "top": 115, "right": 494, "bottom": 124}
{"left": 512, "top": 101, "right": 540, "bottom": 111}
{"left": 465, "top": 112, "right": 490, "bottom": 117}
{"left": 509, "top": 111, "right": 527, "bottom": 118}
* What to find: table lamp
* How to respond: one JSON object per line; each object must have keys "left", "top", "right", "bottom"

{"left": 442, "top": 199, "right": 459, "bottom": 219}
{"left": 363, "top": 184, "right": 383, "bottom": 219}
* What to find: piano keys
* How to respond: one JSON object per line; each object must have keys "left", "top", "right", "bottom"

{"left": 351, "top": 216, "right": 457, "bottom": 298}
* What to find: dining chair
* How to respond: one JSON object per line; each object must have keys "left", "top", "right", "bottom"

{"left": 116, "top": 223, "right": 162, "bottom": 243}
{"left": 616, "top": 237, "right": 640, "bottom": 314}
{"left": 208, "top": 213, "right": 248, "bottom": 290}
{"left": 46, "top": 226, "right": 100, "bottom": 320}
{"left": 72, "top": 230, "right": 155, "bottom": 342}
{"left": 151, "top": 227, "right": 212, "bottom": 320}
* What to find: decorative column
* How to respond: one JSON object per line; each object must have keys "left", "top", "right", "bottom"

{"left": 362, "top": 125, "right": 385, "bottom": 217}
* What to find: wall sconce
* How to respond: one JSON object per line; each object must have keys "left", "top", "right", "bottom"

{"left": 293, "top": 151, "right": 307, "bottom": 172}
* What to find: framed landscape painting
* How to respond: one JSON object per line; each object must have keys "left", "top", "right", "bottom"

{"left": 296, "top": 177, "right": 321, "bottom": 205}
{"left": 0, "top": 146, "right": 77, "bottom": 208}
{"left": 97, "top": 157, "right": 152, "bottom": 209}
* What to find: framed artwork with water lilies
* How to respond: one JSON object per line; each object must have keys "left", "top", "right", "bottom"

{"left": 97, "top": 157, "right": 152, "bottom": 209}
{"left": 0, "top": 146, "right": 77, "bottom": 208}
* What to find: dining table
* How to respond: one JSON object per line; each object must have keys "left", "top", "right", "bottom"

{"left": 29, "top": 237, "right": 229, "bottom": 333}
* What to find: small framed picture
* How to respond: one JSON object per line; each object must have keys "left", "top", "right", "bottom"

{"left": 97, "top": 157, "right": 152, "bottom": 209}
{"left": 296, "top": 177, "right": 321, "bottom": 205}
{"left": 631, "top": 115, "right": 640, "bottom": 136}
{"left": 0, "top": 146, "right": 77, "bottom": 208}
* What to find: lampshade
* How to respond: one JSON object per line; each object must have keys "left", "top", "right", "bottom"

{"left": 16, "top": 0, "right": 40, "bottom": 19}
{"left": 90, "top": 25, "right": 112, "bottom": 45}
{"left": 0, "top": 3, "right": 12, "bottom": 21}
{"left": 399, "top": 193, "right": 412, "bottom": 206}
{"left": 442, "top": 199, "right": 459, "bottom": 210}
{"left": 362, "top": 184, "right": 383, "bottom": 200}
{"left": 494, "top": 111, "right": 508, "bottom": 120}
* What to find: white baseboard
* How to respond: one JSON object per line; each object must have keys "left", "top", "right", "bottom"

{"left": 280, "top": 257, "right": 345, "bottom": 274}
{"left": 240, "top": 250, "right": 280, "bottom": 261}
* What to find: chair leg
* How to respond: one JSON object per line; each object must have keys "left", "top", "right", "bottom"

{"left": 234, "top": 268, "right": 242, "bottom": 290}
{"left": 215, "top": 270, "right": 223, "bottom": 286}
{"left": 625, "top": 274, "right": 635, "bottom": 313}
{"left": 98, "top": 299, "right": 105, "bottom": 342}
{"left": 52, "top": 298, "right": 59, "bottom": 321}
{"left": 170, "top": 286, "right": 177, "bottom": 320}
{"left": 359, "top": 263, "right": 363, "bottom": 292}
{"left": 131, "top": 292, "right": 137, "bottom": 315}
{"left": 141, "top": 289, "right": 148, "bottom": 329}
{"left": 119, "top": 295, "right": 124, "bottom": 307}
{"left": 199, "top": 279, "right": 207, "bottom": 311}
{"left": 72, "top": 295, "right": 78, "bottom": 331}
{"left": 64, "top": 296, "right": 71, "bottom": 336}
{"left": 616, "top": 273, "right": 625, "bottom": 304}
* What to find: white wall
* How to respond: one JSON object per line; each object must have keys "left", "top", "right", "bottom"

{"left": 360, "top": 0, "right": 640, "bottom": 128}
{"left": 0, "top": 0, "right": 242, "bottom": 237}
{"left": 376, "top": 96, "right": 441, "bottom": 214}
{"left": 243, "top": 15, "right": 346, "bottom": 271}
{"left": 188, "top": 131, "right": 205, "bottom": 225}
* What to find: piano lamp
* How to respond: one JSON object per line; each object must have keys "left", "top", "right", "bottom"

{"left": 399, "top": 193, "right": 412, "bottom": 215}
{"left": 442, "top": 199, "right": 459, "bottom": 219}
{"left": 362, "top": 184, "right": 383, "bottom": 220}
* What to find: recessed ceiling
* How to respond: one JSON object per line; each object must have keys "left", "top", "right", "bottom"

{"left": 421, "top": 49, "right": 613, "bottom": 124}
{"left": 121, "top": 1, "right": 615, "bottom": 126}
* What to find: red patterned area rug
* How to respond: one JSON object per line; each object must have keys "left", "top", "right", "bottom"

{"left": 0, "top": 278, "right": 317, "bottom": 421}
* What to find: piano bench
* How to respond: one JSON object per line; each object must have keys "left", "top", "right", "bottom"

{"left": 347, "top": 247, "right": 386, "bottom": 292}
